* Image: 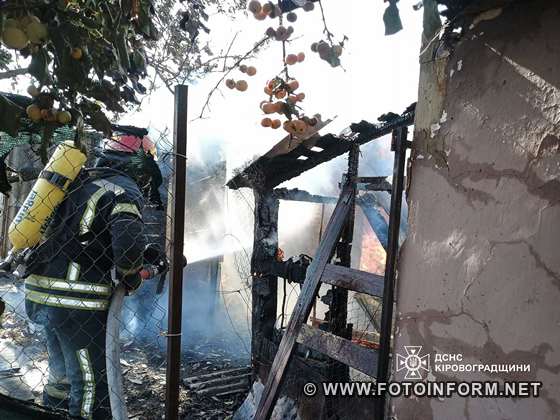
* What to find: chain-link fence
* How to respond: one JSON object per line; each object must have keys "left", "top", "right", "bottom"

{"left": 0, "top": 119, "right": 258, "bottom": 419}
{"left": 0, "top": 124, "right": 176, "bottom": 419}
{"left": 0, "top": 114, "right": 401, "bottom": 420}
{"left": 232, "top": 136, "right": 406, "bottom": 419}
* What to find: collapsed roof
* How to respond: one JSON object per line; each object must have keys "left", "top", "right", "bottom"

{"left": 226, "top": 103, "right": 415, "bottom": 191}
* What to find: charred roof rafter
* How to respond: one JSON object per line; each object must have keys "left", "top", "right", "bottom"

{"left": 226, "top": 103, "right": 415, "bottom": 191}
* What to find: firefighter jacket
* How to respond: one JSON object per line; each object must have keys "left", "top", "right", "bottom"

{"left": 24, "top": 170, "right": 146, "bottom": 324}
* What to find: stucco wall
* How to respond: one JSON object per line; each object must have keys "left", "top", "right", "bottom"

{"left": 392, "top": 1, "right": 560, "bottom": 419}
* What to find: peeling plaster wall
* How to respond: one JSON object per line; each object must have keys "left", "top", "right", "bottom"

{"left": 392, "top": 1, "right": 560, "bottom": 419}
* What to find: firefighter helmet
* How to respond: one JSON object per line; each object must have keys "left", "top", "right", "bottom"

{"left": 102, "top": 135, "right": 157, "bottom": 159}
{"left": 95, "top": 134, "right": 163, "bottom": 207}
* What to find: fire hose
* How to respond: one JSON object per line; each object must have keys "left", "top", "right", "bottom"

{"left": 0, "top": 241, "right": 180, "bottom": 420}
{"left": 0, "top": 244, "right": 173, "bottom": 420}
{"left": 107, "top": 266, "right": 165, "bottom": 420}
{"left": 107, "top": 245, "right": 171, "bottom": 420}
{"left": 106, "top": 282, "right": 128, "bottom": 420}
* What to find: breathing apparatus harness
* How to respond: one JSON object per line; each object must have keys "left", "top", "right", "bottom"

{"left": 0, "top": 124, "right": 169, "bottom": 293}
{"left": 6, "top": 167, "right": 130, "bottom": 277}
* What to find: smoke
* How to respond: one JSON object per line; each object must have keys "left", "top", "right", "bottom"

{"left": 121, "top": 259, "right": 251, "bottom": 362}
{"left": 271, "top": 131, "right": 408, "bottom": 331}
{"left": 122, "top": 138, "right": 252, "bottom": 360}
{"left": 122, "top": 122, "right": 408, "bottom": 361}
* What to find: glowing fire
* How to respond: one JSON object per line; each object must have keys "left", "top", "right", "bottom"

{"left": 358, "top": 211, "right": 386, "bottom": 275}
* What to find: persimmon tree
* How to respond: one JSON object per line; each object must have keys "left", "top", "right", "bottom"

{"left": 216, "top": 0, "right": 346, "bottom": 138}
{"left": 0, "top": 0, "right": 244, "bottom": 139}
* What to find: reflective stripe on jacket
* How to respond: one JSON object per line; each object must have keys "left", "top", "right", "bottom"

{"left": 24, "top": 171, "right": 146, "bottom": 318}
{"left": 25, "top": 273, "right": 111, "bottom": 311}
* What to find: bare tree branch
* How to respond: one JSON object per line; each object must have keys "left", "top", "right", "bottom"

{"left": 222, "top": 32, "right": 239, "bottom": 72}
{"left": 318, "top": 0, "right": 335, "bottom": 45}
{"left": 195, "top": 36, "right": 271, "bottom": 120}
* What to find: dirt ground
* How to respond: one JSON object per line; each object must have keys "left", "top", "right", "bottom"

{"left": 119, "top": 337, "right": 249, "bottom": 420}
{"left": 1, "top": 295, "right": 249, "bottom": 420}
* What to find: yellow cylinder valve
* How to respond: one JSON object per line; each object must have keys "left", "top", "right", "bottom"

{"left": 8, "top": 141, "right": 87, "bottom": 250}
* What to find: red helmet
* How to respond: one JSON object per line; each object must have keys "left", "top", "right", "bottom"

{"left": 103, "top": 135, "right": 157, "bottom": 158}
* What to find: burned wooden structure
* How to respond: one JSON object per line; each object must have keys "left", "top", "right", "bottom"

{"left": 183, "top": 366, "right": 252, "bottom": 398}
{"left": 227, "top": 105, "right": 414, "bottom": 419}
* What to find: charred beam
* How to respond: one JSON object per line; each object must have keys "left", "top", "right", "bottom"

{"left": 227, "top": 134, "right": 349, "bottom": 190}
{"left": 226, "top": 105, "right": 415, "bottom": 191}
{"left": 272, "top": 188, "right": 338, "bottom": 205}
{"left": 258, "top": 260, "right": 384, "bottom": 298}
{"left": 361, "top": 191, "right": 390, "bottom": 215}
{"left": 251, "top": 190, "right": 279, "bottom": 379}
{"left": 296, "top": 324, "right": 378, "bottom": 377}
{"left": 321, "top": 264, "right": 384, "bottom": 298}
{"left": 327, "top": 143, "right": 359, "bottom": 388}
{"left": 350, "top": 105, "right": 415, "bottom": 145}
{"left": 375, "top": 127, "right": 410, "bottom": 417}
{"left": 254, "top": 185, "right": 354, "bottom": 420}
{"left": 356, "top": 177, "right": 392, "bottom": 192}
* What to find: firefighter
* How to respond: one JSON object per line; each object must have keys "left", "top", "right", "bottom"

{"left": 21, "top": 134, "right": 158, "bottom": 419}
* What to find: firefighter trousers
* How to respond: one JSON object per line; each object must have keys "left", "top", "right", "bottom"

{"left": 43, "top": 314, "right": 111, "bottom": 419}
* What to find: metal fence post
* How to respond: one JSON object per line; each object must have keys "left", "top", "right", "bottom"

{"left": 165, "top": 85, "right": 188, "bottom": 420}
{"left": 375, "top": 126, "right": 409, "bottom": 418}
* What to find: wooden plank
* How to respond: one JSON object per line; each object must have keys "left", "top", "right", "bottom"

{"left": 376, "top": 127, "right": 409, "bottom": 417}
{"left": 184, "top": 366, "right": 251, "bottom": 384}
{"left": 326, "top": 143, "right": 359, "bottom": 387}
{"left": 322, "top": 264, "right": 384, "bottom": 298}
{"left": 272, "top": 188, "right": 338, "bottom": 205}
{"left": 254, "top": 185, "right": 354, "bottom": 420}
{"left": 356, "top": 177, "right": 392, "bottom": 193}
{"left": 297, "top": 324, "right": 378, "bottom": 377}
{"left": 264, "top": 117, "right": 332, "bottom": 159}
{"left": 350, "top": 110, "right": 414, "bottom": 146}
{"left": 188, "top": 373, "right": 251, "bottom": 390}
{"left": 196, "top": 380, "right": 250, "bottom": 396}
{"left": 214, "top": 387, "right": 252, "bottom": 398}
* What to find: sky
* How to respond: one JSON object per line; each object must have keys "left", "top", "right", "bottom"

{"left": 146, "top": 0, "right": 425, "bottom": 266}
{"left": 118, "top": 0, "right": 424, "bottom": 182}
{"left": 0, "top": 1, "right": 427, "bottom": 340}
{"left": 0, "top": 0, "right": 424, "bottom": 184}
{"left": 0, "top": 0, "right": 425, "bottom": 262}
